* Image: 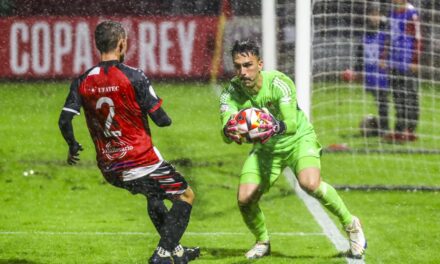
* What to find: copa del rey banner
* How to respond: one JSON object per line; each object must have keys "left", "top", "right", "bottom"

{"left": 0, "top": 16, "right": 220, "bottom": 79}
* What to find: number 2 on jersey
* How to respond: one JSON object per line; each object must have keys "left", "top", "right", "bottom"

{"left": 96, "top": 97, "right": 122, "bottom": 137}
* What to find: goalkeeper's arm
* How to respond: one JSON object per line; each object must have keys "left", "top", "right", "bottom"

{"left": 278, "top": 102, "right": 297, "bottom": 135}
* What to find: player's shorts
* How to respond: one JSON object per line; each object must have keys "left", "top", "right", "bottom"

{"left": 104, "top": 161, "right": 188, "bottom": 199}
{"left": 240, "top": 134, "right": 322, "bottom": 193}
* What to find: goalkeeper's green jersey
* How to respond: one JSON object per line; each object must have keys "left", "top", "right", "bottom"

{"left": 220, "top": 70, "right": 315, "bottom": 154}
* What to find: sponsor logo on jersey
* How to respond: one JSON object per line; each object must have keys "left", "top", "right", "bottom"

{"left": 102, "top": 140, "right": 134, "bottom": 160}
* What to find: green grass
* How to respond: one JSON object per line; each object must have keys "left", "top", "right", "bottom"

{"left": 312, "top": 82, "right": 440, "bottom": 183}
{"left": 0, "top": 82, "right": 439, "bottom": 263}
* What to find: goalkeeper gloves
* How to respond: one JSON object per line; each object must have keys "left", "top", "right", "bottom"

{"left": 223, "top": 115, "right": 242, "bottom": 145}
{"left": 257, "top": 112, "right": 286, "bottom": 144}
{"left": 67, "top": 141, "right": 83, "bottom": 165}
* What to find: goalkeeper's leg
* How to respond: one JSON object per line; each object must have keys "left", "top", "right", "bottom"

{"left": 237, "top": 151, "right": 283, "bottom": 259}
{"left": 296, "top": 157, "right": 366, "bottom": 258}
{"left": 238, "top": 183, "right": 270, "bottom": 259}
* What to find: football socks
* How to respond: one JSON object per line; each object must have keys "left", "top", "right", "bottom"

{"left": 147, "top": 196, "right": 169, "bottom": 235}
{"left": 312, "top": 181, "right": 353, "bottom": 226}
{"left": 158, "top": 200, "right": 192, "bottom": 251}
{"left": 239, "top": 203, "right": 270, "bottom": 242}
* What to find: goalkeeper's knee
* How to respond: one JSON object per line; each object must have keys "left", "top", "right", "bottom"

{"left": 297, "top": 168, "right": 321, "bottom": 194}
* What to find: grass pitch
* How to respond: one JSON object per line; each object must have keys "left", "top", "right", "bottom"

{"left": 0, "top": 82, "right": 439, "bottom": 263}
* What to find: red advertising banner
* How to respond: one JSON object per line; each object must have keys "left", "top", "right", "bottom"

{"left": 0, "top": 16, "right": 220, "bottom": 79}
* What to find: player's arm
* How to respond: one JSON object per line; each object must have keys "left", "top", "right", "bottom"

{"left": 219, "top": 85, "right": 240, "bottom": 144}
{"left": 149, "top": 107, "right": 171, "bottom": 127}
{"left": 273, "top": 75, "right": 297, "bottom": 135}
{"left": 58, "top": 78, "right": 83, "bottom": 165}
{"left": 134, "top": 71, "right": 171, "bottom": 127}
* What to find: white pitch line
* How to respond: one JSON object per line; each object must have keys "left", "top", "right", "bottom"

{"left": 284, "top": 168, "right": 366, "bottom": 264}
{"left": 0, "top": 230, "right": 324, "bottom": 237}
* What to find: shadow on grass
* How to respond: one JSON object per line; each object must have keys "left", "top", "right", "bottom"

{"left": 201, "top": 247, "right": 345, "bottom": 263}
{"left": 0, "top": 260, "right": 38, "bottom": 264}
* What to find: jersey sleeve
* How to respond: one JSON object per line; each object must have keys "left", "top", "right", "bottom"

{"left": 272, "top": 75, "right": 297, "bottom": 134}
{"left": 219, "top": 84, "right": 240, "bottom": 143}
{"left": 62, "top": 78, "right": 82, "bottom": 115}
{"left": 133, "top": 71, "right": 163, "bottom": 115}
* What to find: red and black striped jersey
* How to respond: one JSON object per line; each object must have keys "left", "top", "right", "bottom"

{"left": 62, "top": 60, "right": 163, "bottom": 178}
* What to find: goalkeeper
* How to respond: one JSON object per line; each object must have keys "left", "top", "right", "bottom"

{"left": 220, "top": 39, "right": 366, "bottom": 259}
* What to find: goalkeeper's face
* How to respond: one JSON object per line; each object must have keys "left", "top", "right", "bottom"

{"left": 233, "top": 53, "right": 263, "bottom": 90}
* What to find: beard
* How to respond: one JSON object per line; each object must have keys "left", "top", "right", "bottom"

{"left": 119, "top": 54, "right": 125, "bottom": 63}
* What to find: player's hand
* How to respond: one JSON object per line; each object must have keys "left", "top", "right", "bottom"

{"left": 67, "top": 142, "right": 83, "bottom": 165}
{"left": 223, "top": 116, "right": 242, "bottom": 145}
{"left": 257, "top": 112, "right": 285, "bottom": 144}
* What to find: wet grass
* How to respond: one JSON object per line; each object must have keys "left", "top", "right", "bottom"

{"left": 0, "top": 82, "right": 439, "bottom": 263}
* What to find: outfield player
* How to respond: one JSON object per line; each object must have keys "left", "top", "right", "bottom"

{"left": 220, "top": 39, "right": 367, "bottom": 259}
{"left": 58, "top": 21, "right": 198, "bottom": 264}
{"left": 385, "top": 0, "right": 421, "bottom": 142}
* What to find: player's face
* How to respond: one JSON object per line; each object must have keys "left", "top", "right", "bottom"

{"left": 233, "top": 52, "right": 263, "bottom": 89}
{"left": 367, "top": 11, "right": 380, "bottom": 29}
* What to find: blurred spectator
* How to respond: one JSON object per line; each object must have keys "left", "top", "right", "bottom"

{"left": 385, "top": 0, "right": 421, "bottom": 142}
{"left": 356, "top": 2, "right": 391, "bottom": 136}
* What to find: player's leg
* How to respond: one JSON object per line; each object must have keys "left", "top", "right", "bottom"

{"left": 296, "top": 162, "right": 366, "bottom": 258}
{"left": 238, "top": 151, "right": 282, "bottom": 259}
{"left": 147, "top": 196, "right": 199, "bottom": 264}
{"left": 121, "top": 161, "right": 196, "bottom": 264}
{"left": 237, "top": 183, "right": 267, "bottom": 242}
{"left": 376, "top": 89, "right": 390, "bottom": 135}
{"left": 296, "top": 163, "right": 352, "bottom": 227}
{"left": 291, "top": 137, "right": 366, "bottom": 258}
{"left": 391, "top": 72, "right": 406, "bottom": 134}
{"left": 147, "top": 195, "right": 168, "bottom": 234}
{"left": 103, "top": 169, "right": 197, "bottom": 263}
{"left": 404, "top": 72, "right": 419, "bottom": 139}
{"left": 150, "top": 163, "right": 196, "bottom": 264}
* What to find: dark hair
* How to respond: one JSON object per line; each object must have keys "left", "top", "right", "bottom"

{"left": 94, "top": 21, "right": 126, "bottom": 53}
{"left": 231, "top": 39, "right": 260, "bottom": 59}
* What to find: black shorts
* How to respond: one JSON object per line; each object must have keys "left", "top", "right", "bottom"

{"left": 105, "top": 161, "right": 188, "bottom": 199}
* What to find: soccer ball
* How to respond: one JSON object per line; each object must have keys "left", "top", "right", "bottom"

{"left": 359, "top": 114, "right": 379, "bottom": 137}
{"left": 234, "top": 107, "right": 266, "bottom": 143}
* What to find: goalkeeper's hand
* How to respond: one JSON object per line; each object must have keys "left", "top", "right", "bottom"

{"left": 67, "top": 141, "right": 83, "bottom": 165}
{"left": 223, "top": 115, "right": 242, "bottom": 145}
{"left": 256, "top": 112, "right": 286, "bottom": 144}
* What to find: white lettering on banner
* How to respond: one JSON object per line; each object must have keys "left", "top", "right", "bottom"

{"left": 10, "top": 22, "right": 29, "bottom": 74}
{"left": 159, "top": 21, "right": 175, "bottom": 74}
{"left": 31, "top": 22, "right": 51, "bottom": 74}
{"left": 138, "top": 22, "right": 158, "bottom": 73}
{"left": 54, "top": 22, "right": 72, "bottom": 73}
{"left": 7, "top": 18, "right": 201, "bottom": 77}
{"left": 177, "top": 21, "right": 196, "bottom": 74}
{"left": 73, "top": 22, "right": 92, "bottom": 74}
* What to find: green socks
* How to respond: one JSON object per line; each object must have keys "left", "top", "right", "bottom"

{"left": 238, "top": 181, "right": 353, "bottom": 242}
{"left": 239, "top": 202, "right": 270, "bottom": 242}
{"left": 312, "top": 181, "right": 353, "bottom": 227}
